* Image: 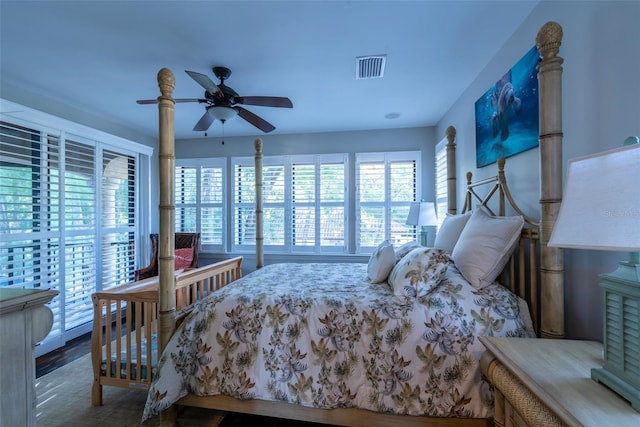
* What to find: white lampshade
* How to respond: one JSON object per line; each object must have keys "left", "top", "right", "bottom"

{"left": 405, "top": 202, "right": 438, "bottom": 227}
{"left": 208, "top": 106, "right": 238, "bottom": 122}
{"left": 548, "top": 144, "right": 640, "bottom": 251}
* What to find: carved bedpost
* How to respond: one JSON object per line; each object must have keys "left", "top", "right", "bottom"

{"left": 445, "top": 126, "right": 457, "bottom": 215}
{"left": 536, "top": 22, "right": 565, "bottom": 339}
{"left": 157, "top": 68, "right": 177, "bottom": 425}
{"left": 254, "top": 138, "right": 264, "bottom": 269}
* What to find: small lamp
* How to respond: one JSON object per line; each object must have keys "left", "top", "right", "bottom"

{"left": 548, "top": 139, "right": 640, "bottom": 411}
{"left": 406, "top": 201, "right": 438, "bottom": 247}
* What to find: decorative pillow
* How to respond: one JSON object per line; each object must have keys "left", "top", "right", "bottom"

{"left": 433, "top": 212, "right": 472, "bottom": 254}
{"left": 367, "top": 240, "right": 395, "bottom": 283}
{"left": 394, "top": 241, "right": 422, "bottom": 264}
{"left": 388, "top": 247, "right": 452, "bottom": 299}
{"left": 451, "top": 207, "right": 524, "bottom": 288}
{"left": 174, "top": 247, "right": 194, "bottom": 270}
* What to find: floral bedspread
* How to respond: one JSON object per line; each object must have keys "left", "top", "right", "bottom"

{"left": 142, "top": 263, "right": 534, "bottom": 421}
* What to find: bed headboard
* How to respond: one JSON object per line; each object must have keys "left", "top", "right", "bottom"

{"left": 461, "top": 157, "right": 542, "bottom": 335}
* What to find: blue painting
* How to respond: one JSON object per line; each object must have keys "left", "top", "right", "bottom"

{"left": 475, "top": 46, "right": 541, "bottom": 168}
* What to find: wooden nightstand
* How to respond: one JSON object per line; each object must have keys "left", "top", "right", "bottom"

{"left": 479, "top": 337, "right": 640, "bottom": 427}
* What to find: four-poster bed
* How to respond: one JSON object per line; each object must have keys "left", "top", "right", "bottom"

{"left": 146, "top": 21, "right": 565, "bottom": 427}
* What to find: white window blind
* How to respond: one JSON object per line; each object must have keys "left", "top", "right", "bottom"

{"left": 356, "top": 151, "right": 420, "bottom": 251}
{"left": 102, "top": 150, "right": 136, "bottom": 291}
{"left": 63, "top": 138, "right": 97, "bottom": 330}
{"left": 435, "top": 136, "right": 449, "bottom": 228}
{"left": 291, "top": 155, "right": 347, "bottom": 252}
{"left": 232, "top": 154, "right": 347, "bottom": 253}
{"left": 0, "top": 99, "right": 152, "bottom": 356}
{"left": 175, "top": 159, "right": 225, "bottom": 251}
{"left": 233, "top": 158, "right": 286, "bottom": 250}
{"left": 0, "top": 122, "right": 63, "bottom": 336}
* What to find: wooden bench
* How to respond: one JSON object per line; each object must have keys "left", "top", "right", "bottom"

{"left": 91, "top": 257, "right": 243, "bottom": 406}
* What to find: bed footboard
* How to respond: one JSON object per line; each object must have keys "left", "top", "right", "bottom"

{"left": 91, "top": 256, "right": 242, "bottom": 406}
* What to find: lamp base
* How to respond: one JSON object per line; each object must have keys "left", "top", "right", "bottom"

{"left": 419, "top": 229, "right": 428, "bottom": 247}
{"left": 595, "top": 261, "right": 640, "bottom": 413}
{"left": 591, "top": 367, "right": 640, "bottom": 412}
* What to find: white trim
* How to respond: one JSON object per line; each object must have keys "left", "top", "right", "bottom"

{"left": 0, "top": 98, "right": 153, "bottom": 156}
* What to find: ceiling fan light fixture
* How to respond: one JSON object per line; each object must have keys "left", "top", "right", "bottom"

{"left": 208, "top": 106, "right": 238, "bottom": 121}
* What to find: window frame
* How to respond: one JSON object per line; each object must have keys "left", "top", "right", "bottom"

{"left": 175, "top": 157, "right": 227, "bottom": 252}
{"left": 355, "top": 151, "right": 421, "bottom": 253}
{"left": 231, "top": 153, "right": 349, "bottom": 254}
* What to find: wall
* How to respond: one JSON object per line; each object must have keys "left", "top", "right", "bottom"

{"left": 436, "top": 1, "right": 640, "bottom": 341}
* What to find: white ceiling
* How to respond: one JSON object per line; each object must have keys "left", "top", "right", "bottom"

{"left": 0, "top": 1, "right": 539, "bottom": 140}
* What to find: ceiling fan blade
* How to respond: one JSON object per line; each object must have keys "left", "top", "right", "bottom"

{"left": 136, "top": 98, "right": 205, "bottom": 105}
{"left": 193, "top": 110, "right": 215, "bottom": 132}
{"left": 235, "top": 96, "right": 293, "bottom": 108}
{"left": 236, "top": 106, "right": 276, "bottom": 133}
{"left": 185, "top": 70, "right": 223, "bottom": 96}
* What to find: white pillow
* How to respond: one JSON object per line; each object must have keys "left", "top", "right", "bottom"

{"left": 394, "top": 241, "right": 422, "bottom": 264}
{"left": 388, "top": 247, "right": 452, "bottom": 299}
{"left": 451, "top": 207, "right": 524, "bottom": 288}
{"left": 367, "top": 240, "right": 395, "bottom": 283}
{"left": 433, "top": 212, "right": 472, "bottom": 254}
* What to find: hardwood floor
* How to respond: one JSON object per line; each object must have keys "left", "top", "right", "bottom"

{"left": 36, "top": 332, "right": 92, "bottom": 378}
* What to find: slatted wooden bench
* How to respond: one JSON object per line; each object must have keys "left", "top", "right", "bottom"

{"left": 91, "top": 256, "right": 243, "bottom": 406}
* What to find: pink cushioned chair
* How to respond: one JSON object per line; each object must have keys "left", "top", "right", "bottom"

{"left": 134, "top": 233, "right": 201, "bottom": 281}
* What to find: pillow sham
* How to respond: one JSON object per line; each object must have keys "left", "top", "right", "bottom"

{"left": 388, "top": 247, "right": 452, "bottom": 299}
{"left": 367, "top": 240, "right": 395, "bottom": 283}
{"left": 451, "top": 207, "right": 524, "bottom": 288}
{"left": 394, "top": 241, "right": 422, "bottom": 263}
{"left": 433, "top": 211, "right": 472, "bottom": 254}
{"left": 175, "top": 247, "right": 195, "bottom": 270}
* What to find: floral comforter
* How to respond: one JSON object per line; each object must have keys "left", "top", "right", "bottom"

{"left": 142, "top": 263, "right": 534, "bottom": 421}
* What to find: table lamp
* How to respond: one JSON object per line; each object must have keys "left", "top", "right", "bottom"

{"left": 548, "top": 138, "right": 639, "bottom": 411}
{"left": 406, "top": 201, "right": 438, "bottom": 246}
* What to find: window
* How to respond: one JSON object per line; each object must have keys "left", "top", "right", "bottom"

{"left": 232, "top": 154, "right": 348, "bottom": 253}
{"left": 175, "top": 159, "right": 226, "bottom": 252}
{"left": 435, "top": 136, "right": 449, "bottom": 228}
{"left": 185, "top": 151, "right": 418, "bottom": 256}
{"left": 292, "top": 156, "right": 346, "bottom": 252}
{"left": 356, "top": 151, "right": 420, "bottom": 250}
{"left": 0, "top": 100, "right": 152, "bottom": 356}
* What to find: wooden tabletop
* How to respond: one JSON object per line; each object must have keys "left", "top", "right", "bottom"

{"left": 480, "top": 337, "right": 640, "bottom": 427}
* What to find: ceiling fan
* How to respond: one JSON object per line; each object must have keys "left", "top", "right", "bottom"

{"left": 137, "top": 66, "right": 293, "bottom": 133}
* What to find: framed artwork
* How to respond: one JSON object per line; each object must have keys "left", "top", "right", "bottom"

{"left": 474, "top": 46, "right": 541, "bottom": 168}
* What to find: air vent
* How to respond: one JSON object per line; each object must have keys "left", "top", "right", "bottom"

{"left": 356, "top": 55, "right": 386, "bottom": 79}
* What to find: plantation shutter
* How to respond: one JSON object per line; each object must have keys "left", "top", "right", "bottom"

{"left": 63, "top": 138, "right": 97, "bottom": 330}
{"left": 435, "top": 137, "right": 448, "bottom": 228}
{"left": 0, "top": 122, "right": 63, "bottom": 338}
{"left": 291, "top": 162, "right": 315, "bottom": 246}
{"left": 175, "top": 165, "right": 198, "bottom": 232}
{"left": 200, "top": 166, "right": 224, "bottom": 248}
{"left": 101, "top": 150, "right": 136, "bottom": 290}
{"left": 233, "top": 160, "right": 257, "bottom": 247}
{"left": 356, "top": 151, "right": 420, "bottom": 252}
{"left": 291, "top": 155, "right": 347, "bottom": 252}
{"left": 175, "top": 160, "right": 225, "bottom": 251}
{"left": 318, "top": 161, "right": 346, "bottom": 249}
{"left": 1, "top": 100, "right": 152, "bottom": 356}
